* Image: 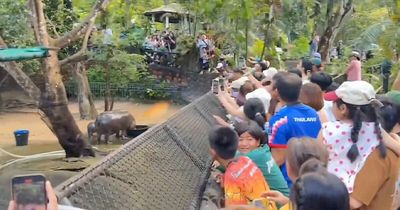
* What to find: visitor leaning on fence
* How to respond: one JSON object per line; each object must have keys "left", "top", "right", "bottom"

{"left": 267, "top": 72, "right": 322, "bottom": 187}
{"left": 208, "top": 126, "right": 277, "bottom": 209}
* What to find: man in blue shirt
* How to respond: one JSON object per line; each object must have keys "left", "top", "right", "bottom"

{"left": 268, "top": 72, "right": 321, "bottom": 186}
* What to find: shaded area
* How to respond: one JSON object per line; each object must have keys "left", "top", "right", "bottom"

{"left": 144, "top": 3, "right": 192, "bottom": 23}
{"left": 0, "top": 68, "right": 37, "bottom": 109}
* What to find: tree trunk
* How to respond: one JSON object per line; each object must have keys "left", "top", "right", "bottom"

{"left": 244, "top": 19, "right": 249, "bottom": 61}
{"left": 391, "top": 64, "right": 400, "bottom": 90}
{"left": 74, "top": 62, "right": 97, "bottom": 120}
{"left": 318, "top": 0, "right": 353, "bottom": 62}
{"left": 39, "top": 51, "right": 94, "bottom": 157}
{"left": 33, "top": 0, "right": 95, "bottom": 157}
{"left": 104, "top": 62, "right": 114, "bottom": 111}
{"left": 124, "top": 0, "right": 132, "bottom": 29}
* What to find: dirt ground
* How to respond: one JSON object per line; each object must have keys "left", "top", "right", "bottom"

{"left": 0, "top": 100, "right": 183, "bottom": 209}
{"left": 0, "top": 100, "right": 183, "bottom": 161}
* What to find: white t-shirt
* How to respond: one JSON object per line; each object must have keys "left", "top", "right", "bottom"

{"left": 245, "top": 88, "right": 271, "bottom": 112}
{"left": 322, "top": 121, "right": 380, "bottom": 192}
{"left": 323, "top": 100, "right": 335, "bottom": 122}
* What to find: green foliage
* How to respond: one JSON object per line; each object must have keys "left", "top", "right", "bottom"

{"left": 144, "top": 83, "right": 173, "bottom": 100}
{"left": 88, "top": 47, "right": 149, "bottom": 85}
{"left": 277, "top": 1, "right": 311, "bottom": 42}
{"left": 0, "top": 0, "right": 34, "bottom": 46}
{"left": 175, "top": 34, "right": 196, "bottom": 55}
{"left": 339, "top": 7, "right": 389, "bottom": 48}
{"left": 250, "top": 38, "right": 264, "bottom": 57}
{"left": 284, "top": 36, "right": 310, "bottom": 59}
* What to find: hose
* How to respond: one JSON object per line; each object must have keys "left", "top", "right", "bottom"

{"left": 0, "top": 147, "right": 64, "bottom": 158}
{"left": 0, "top": 147, "right": 66, "bottom": 171}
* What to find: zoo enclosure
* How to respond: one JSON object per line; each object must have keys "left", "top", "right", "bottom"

{"left": 55, "top": 92, "right": 226, "bottom": 210}
{"left": 65, "top": 81, "right": 182, "bottom": 100}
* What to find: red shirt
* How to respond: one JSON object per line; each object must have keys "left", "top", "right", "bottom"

{"left": 223, "top": 156, "right": 276, "bottom": 209}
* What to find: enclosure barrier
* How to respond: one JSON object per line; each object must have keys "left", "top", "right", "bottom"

{"left": 65, "top": 81, "right": 182, "bottom": 100}
{"left": 55, "top": 92, "right": 226, "bottom": 210}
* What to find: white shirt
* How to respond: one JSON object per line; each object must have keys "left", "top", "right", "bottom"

{"left": 322, "top": 121, "right": 380, "bottom": 192}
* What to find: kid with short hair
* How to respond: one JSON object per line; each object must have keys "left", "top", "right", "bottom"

{"left": 208, "top": 126, "right": 276, "bottom": 209}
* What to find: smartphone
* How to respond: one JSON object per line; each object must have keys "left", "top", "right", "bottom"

{"left": 252, "top": 198, "right": 272, "bottom": 210}
{"left": 219, "top": 78, "right": 225, "bottom": 91}
{"left": 12, "top": 174, "right": 47, "bottom": 210}
{"left": 212, "top": 79, "right": 219, "bottom": 94}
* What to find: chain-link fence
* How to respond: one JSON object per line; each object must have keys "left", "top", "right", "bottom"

{"left": 55, "top": 92, "right": 226, "bottom": 210}
{"left": 65, "top": 81, "right": 182, "bottom": 100}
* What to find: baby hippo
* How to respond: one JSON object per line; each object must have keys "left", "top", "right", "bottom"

{"left": 90, "top": 111, "right": 136, "bottom": 144}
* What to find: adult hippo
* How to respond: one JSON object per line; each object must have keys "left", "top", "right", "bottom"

{"left": 90, "top": 111, "right": 136, "bottom": 144}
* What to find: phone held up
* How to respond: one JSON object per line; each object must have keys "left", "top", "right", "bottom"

{"left": 219, "top": 78, "right": 225, "bottom": 91}
{"left": 212, "top": 77, "right": 225, "bottom": 94}
{"left": 212, "top": 79, "right": 219, "bottom": 94}
{"left": 11, "top": 174, "right": 47, "bottom": 210}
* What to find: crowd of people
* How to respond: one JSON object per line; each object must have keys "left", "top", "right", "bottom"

{"left": 208, "top": 56, "right": 400, "bottom": 210}
{"left": 197, "top": 34, "right": 217, "bottom": 74}
{"left": 143, "top": 28, "right": 177, "bottom": 65}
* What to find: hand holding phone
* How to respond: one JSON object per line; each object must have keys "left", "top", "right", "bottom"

{"left": 219, "top": 78, "right": 225, "bottom": 92}
{"left": 10, "top": 175, "right": 58, "bottom": 210}
{"left": 212, "top": 79, "right": 219, "bottom": 94}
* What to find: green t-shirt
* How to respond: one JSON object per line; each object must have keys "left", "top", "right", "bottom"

{"left": 237, "top": 145, "right": 290, "bottom": 196}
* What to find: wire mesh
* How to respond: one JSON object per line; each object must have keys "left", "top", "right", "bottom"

{"left": 56, "top": 92, "right": 225, "bottom": 210}
{"left": 65, "top": 81, "right": 181, "bottom": 99}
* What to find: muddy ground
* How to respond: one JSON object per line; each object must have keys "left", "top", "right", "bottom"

{"left": 0, "top": 100, "right": 183, "bottom": 209}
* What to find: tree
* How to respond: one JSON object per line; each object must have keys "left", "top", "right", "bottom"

{"left": 0, "top": 37, "right": 41, "bottom": 103}
{"left": 317, "top": 0, "right": 354, "bottom": 62}
{"left": 24, "top": 0, "right": 112, "bottom": 157}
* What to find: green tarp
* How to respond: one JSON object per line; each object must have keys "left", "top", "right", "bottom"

{"left": 0, "top": 47, "right": 49, "bottom": 62}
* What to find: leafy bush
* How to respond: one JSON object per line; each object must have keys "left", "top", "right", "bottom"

{"left": 284, "top": 36, "right": 310, "bottom": 59}
{"left": 87, "top": 48, "right": 153, "bottom": 85}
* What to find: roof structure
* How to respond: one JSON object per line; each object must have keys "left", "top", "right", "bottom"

{"left": 144, "top": 3, "right": 192, "bottom": 23}
{"left": 0, "top": 47, "right": 49, "bottom": 62}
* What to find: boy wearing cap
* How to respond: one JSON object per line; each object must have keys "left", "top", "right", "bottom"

{"left": 268, "top": 72, "right": 321, "bottom": 186}
{"left": 346, "top": 51, "right": 362, "bottom": 81}
{"left": 319, "top": 81, "right": 400, "bottom": 210}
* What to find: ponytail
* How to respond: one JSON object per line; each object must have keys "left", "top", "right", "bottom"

{"left": 254, "top": 112, "right": 266, "bottom": 129}
{"left": 243, "top": 98, "right": 266, "bottom": 130}
{"left": 337, "top": 99, "right": 388, "bottom": 162}
{"left": 347, "top": 106, "right": 362, "bottom": 162}
{"left": 370, "top": 101, "right": 387, "bottom": 159}
{"left": 299, "top": 158, "right": 327, "bottom": 176}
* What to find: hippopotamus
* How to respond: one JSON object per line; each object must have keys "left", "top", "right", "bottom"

{"left": 87, "top": 122, "right": 96, "bottom": 142}
{"left": 89, "top": 111, "right": 136, "bottom": 144}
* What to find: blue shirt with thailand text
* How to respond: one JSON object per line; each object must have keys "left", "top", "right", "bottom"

{"left": 268, "top": 103, "right": 321, "bottom": 186}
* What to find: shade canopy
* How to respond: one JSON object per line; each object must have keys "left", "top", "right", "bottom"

{"left": 144, "top": 3, "right": 192, "bottom": 23}
{"left": 0, "top": 47, "right": 49, "bottom": 62}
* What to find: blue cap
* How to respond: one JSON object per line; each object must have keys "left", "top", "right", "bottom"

{"left": 313, "top": 52, "right": 321, "bottom": 59}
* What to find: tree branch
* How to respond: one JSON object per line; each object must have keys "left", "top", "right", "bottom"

{"left": 60, "top": 20, "right": 95, "bottom": 66}
{"left": 27, "top": 0, "right": 40, "bottom": 43}
{"left": 46, "top": 14, "right": 61, "bottom": 38}
{"left": 55, "top": 0, "right": 111, "bottom": 49}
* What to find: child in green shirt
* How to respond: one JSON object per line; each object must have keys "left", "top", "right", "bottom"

{"left": 234, "top": 121, "right": 289, "bottom": 196}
